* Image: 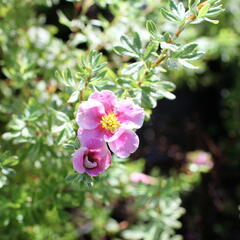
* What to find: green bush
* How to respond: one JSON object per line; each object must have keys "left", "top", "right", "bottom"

{"left": 0, "top": 0, "right": 231, "bottom": 239}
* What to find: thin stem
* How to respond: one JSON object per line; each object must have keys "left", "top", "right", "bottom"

{"left": 151, "top": 1, "right": 205, "bottom": 70}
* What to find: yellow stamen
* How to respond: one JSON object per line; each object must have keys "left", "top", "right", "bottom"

{"left": 100, "top": 112, "right": 120, "bottom": 133}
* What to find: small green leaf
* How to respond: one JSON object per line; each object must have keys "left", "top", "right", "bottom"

{"left": 68, "top": 91, "right": 80, "bottom": 103}
{"left": 114, "top": 46, "right": 139, "bottom": 58}
{"left": 120, "top": 35, "right": 135, "bottom": 52}
{"left": 188, "top": 0, "right": 193, "bottom": 9}
{"left": 160, "top": 8, "right": 179, "bottom": 21}
{"left": 177, "top": 2, "right": 186, "bottom": 20}
{"left": 57, "top": 10, "right": 71, "bottom": 29}
{"left": 122, "top": 62, "right": 144, "bottom": 75}
{"left": 2, "top": 132, "right": 20, "bottom": 140}
{"left": 53, "top": 109, "right": 70, "bottom": 122}
{"left": 169, "top": 0, "right": 178, "bottom": 11}
{"left": 175, "top": 43, "right": 198, "bottom": 58}
{"left": 206, "top": 7, "right": 224, "bottom": 18}
{"left": 161, "top": 42, "right": 179, "bottom": 52}
{"left": 179, "top": 59, "right": 198, "bottom": 69}
{"left": 65, "top": 173, "right": 79, "bottom": 182}
{"left": 143, "top": 41, "right": 159, "bottom": 60}
{"left": 198, "top": 3, "right": 211, "bottom": 18}
{"left": 66, "top": 68, "right": 76, "bottom": 88}
{"left": 160, "top": 81, "right": 176, "bottom": 91}
{"left": 146, "top": 20, "right": 158, "bottom": 36}
{"left": 157, "top": 89, "right": 176, "bottom": 100}
{"left": 204, "top": 18, "right": 219, "bottom": 24}
{"left": 133, "top": 32, "right": 142, "bottom": 54}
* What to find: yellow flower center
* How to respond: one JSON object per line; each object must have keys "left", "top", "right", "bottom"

{"left": 100, "top": 112, "right": 120, "bottom": 133}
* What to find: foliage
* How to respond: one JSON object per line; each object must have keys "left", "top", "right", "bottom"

{"left": 0, "top": 0, "right": 227, "bottom": 239}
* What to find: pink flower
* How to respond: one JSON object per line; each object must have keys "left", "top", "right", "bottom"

{"left": 194, "top": 152, "right": 213, "bottom": 168}
{"left": 76, "top": 90, "right": 144, "bottom": 158}
{"left": 130, "top": 172, "right": 155, "bottom": 185}
{"left": 72, "top": 144, "right": 111, "bottom": 177}
{"left": 186, "top": 150, "right": 214, "bottom": 172}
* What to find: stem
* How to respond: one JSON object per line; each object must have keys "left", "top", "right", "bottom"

{"left": 80, "top": 90, "right": 84, "bottom": 101}
{"left": 155, "top": 49, "right": 168, "bottom": 66}
{"left": 137, "top": 13, "right": 196, "bottom": 87}
{"left": 79, "top": 74, "right": 92, "bottom": 102}
{"left": 154, "top": 23, "right": 186, "bottom": 68}
{"left": 151, "top": 1, "right": 204, "bottom": 70}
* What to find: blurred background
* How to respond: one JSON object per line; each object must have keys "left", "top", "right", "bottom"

{"left": 0, "top": 0, "right": 240, "bottom": 239}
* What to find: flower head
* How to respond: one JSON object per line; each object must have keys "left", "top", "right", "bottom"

{"left": 72, "top": 144, "right": 111, "bottom": 177}
{"left": 130, "top": 172, "right": 156, "bottom": 185}
{"left": 186, "top": 150, "right": 214, "bottom": 173}
{"left": 76, "top": 90, "right": 144, "bottom": 158}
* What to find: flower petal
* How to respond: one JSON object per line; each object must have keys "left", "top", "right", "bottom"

{"left": 115, "top": 99, "right": 144, "bottom": 129}
{"left": 86, "top": 145, "right": 112, "bottom": 177}
{"left": 130, "top": 172, "right": 152, "bottom": 184}
{"left": 72, "top": 147, "right": 88, "bottom": 174}
{"left": 77, "top": 127, "right": 104, "bottom": 149}
{"left": 76, "top": 99, "right": 105, "bottom": 129}
{"left": 90, "top": 90, "right": 117, "bottom": 114}
{"left": 108, "top": 128, "right": 139, "bottom": 158}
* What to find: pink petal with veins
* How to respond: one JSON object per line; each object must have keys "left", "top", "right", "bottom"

{"left": 115, "top": 99, "right": 144, "bottom": 129}
{"left": 76, "top": 99, "right": 105, "bottom": 129}
{"left": 90, "top": 90, "right": 117, "bottom": 114}
{"left": 108, "top": 128, "right": 139, "bottom": 158}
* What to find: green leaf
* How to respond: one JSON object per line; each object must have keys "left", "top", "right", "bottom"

{"left": 1, "top": 167, "right": 15, "bottom": 175}
{"left": 167, "top": 58, "right": 178, "bottom": 70}
{"left": 177, "top": 2, "right": 186, "bottom": 20}
{"left": 2, "top": 132, "right": 20, "bottom": 140}
{"left": 157, "top": 89, "right": 176, "bottom": 100}
{"left": 120, "top": 35, "right": 136, "bottom": 52}
{"left": 198, "top": 3, "right": 211, "bottom": 18}
{"left": 188, "top": 0, "right": 193, "bottom": 9}
{"left": 179, "top": 59, "right": 198, "bottom": 69}
{"left": 57, "top": 10, "right": 72, "bottom": 26}
{"left": 122, "top": 62, "right": 144, "bottom": 75}
{"left": 57, "top": 10, "right": 71, "bottom": 29}
{"left": 169, "top": 0, "right": 178, "bottom": 11}
{"left": 206, "top": 7, "right": 224, "bottom": 18}
{"left": 181, "top": 43, "right": 198, "bottom": 53}
{"left": 163, "top": 32, "right": 172, "bottom": 42}
{"left": 133, "top": 32, "right": 142, "bottom": 54}
{"left": 113, "top": 46, "right": 129, "bottom": 55}
{"left": 175, "top": 43, "right": 198, "bottom": 58}
{"left": 91, "top": 70, "right": 108, "bottom": 82}
{"left": 160, "top": 81, "right": 176, "bottom": 91}
{"left": 65, "top": 173, "right": 79, "bottom": 182}
{"left": 27, "top": 140, "right": 41, "bottom": 160}
{"left": 191, "top": 0, "right": 201, "bottom": 10}
{"left": 63, "top": 143, "right": 75, "bottom": 150}
{"left": 160, "top": 8, "right": 179, "bottom": 22}
{"left": 114, "top": 46, "right": 139, "bottom": 58}
{"left": 93, "top": 62, "right": 107, "bottom": 73}
{"left": 204, "top": 17, "right": 219, "bottom": 24}
{"left": 66, "top": 68, "right": 76, "bottom": 88}
{"left": 146, "top": 20, "right": 158, "bottom": 36}
{"left": 161, "top": 42, "right": 179, "bottom": 52}
{"left": 52, "top": 109, "right": 70, "bottom": 122}
{"left": 141, "top": 87, "right": 158, "bottom": 109}
{"left": 117, "top": 34, "right": 142, "bottom": 58}
{"left": 55, "top": 69, "right": 76, "bottom": 88}
{"left": 9, "top": 118, "right": 25, "bottom": 131}
{"left": 180, "top": 51, "right": 204, "bottom": 60}
{"left": 143, "top": 41, "right": 159, "bottom": 60}
{"left": 0, "top": 152, "right": 19, "bottom": 167}
{"left": 68, "top": 90, "right": 80, "bottom": 103}
{"left": 122, "top": 229, "right": 145, "bottom": 240}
